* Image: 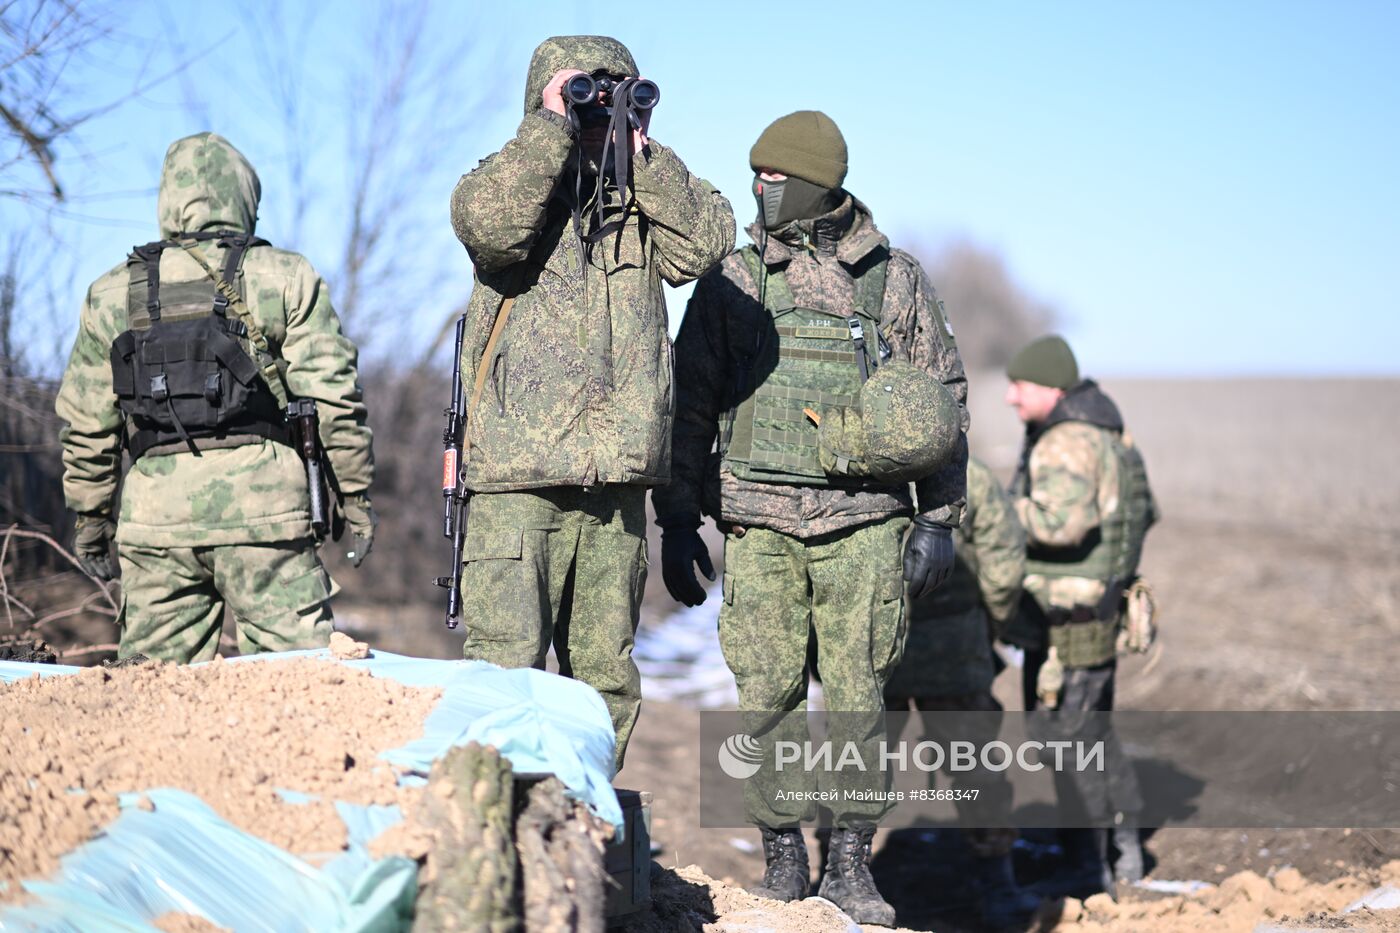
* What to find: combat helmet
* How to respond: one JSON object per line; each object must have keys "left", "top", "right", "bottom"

{"left": 814, "top": 360, "right": 960, "bottom": 484}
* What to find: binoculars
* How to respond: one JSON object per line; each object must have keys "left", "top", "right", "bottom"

{"left": 563, "top": 73, "right": 660, "bottom": 112}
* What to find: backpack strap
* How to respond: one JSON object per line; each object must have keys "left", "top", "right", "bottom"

{"left": 126, "top": 242, "right": 168, "bottom": 328}
{"left": 212, "top": 233, "right": 263, "bottom": 317}
{"left": 175, "top": 237, "right": 288, "bottom": 409}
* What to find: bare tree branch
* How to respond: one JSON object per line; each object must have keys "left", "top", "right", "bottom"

{"left": 57, "top": 641, "right": 117, "bottom": 658}
{"left": 0, "top": 99, "right": 61, "bottom": 199}
{"left": 1, "top": 524, "right": 119, "bottom": 615}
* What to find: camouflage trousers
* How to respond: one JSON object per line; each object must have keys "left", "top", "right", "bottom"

{"left": 459, "top": 485, "right": 646, "bottom": 773}
{"left": 720, "top": 517, "right": 909, "bottom": 827}
{"left": 885, "top": 691, "right": 1018, "bottom": 859}
{"left": 117, "top": 539, "right": 335, "bottom": 662}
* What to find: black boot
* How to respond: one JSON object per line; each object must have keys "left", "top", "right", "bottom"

{"left": 750, "top": 827, "right": 810, "bottom": 902}
{"left": 1062, "top": 828, "right": 1115, "bottom": 899}
{"left": 1112, "top": 825, "right": 1144, "bottom": 885}
{"left": 814, "top": 826, "right": 831, "bottom": 891}
{"left": 973, "top": 854, "right": 1041, "bottom": 930}
{"left": 817, "top": 825, "right": 896, "bottom": 926}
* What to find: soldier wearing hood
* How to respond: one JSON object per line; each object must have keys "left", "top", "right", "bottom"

{"left": 448, "top": 36, "right": 734, "bottom": 772}
{"left": 653, "top": 110, "right": 969, "bottom": 926}
{"left": 1003, "top": 334, "right": 1157, "bottom": 895}
{"left": 55, "top": 132, "right": 376, "bottom": 661}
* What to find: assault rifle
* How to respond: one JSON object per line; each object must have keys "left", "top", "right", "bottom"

{"left": 433, "top": 315, "right": 469, "bottom": 629}
{"left": 286, "top": 399, "right": 329, "bottom": 537}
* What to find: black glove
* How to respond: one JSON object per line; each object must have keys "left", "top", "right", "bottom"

{"left": 660, "top": 519, "right": 715, "bottom": 607}
{"left": 903, "top": 516, "right": 955, "bottom": 599}
{"left": 73, "top": 513, "right": 117, "bottom": 582}
{"left": 340, "top": 494, "right": 377, "bottom": 568}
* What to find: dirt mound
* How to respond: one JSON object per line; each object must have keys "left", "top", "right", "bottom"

{"left": 631, "top": 864, "right": 887, "bottom": 932}
{"left": 0, "top": 651, "right": 441, "bottom": 898}
{"left": 625, "top": 863, "right": 1400, "bottom": 933}
{"left": 1040, "top": 862, "right": 1400, "bottom": 933}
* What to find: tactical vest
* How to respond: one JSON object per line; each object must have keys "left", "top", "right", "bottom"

{"left": 719, "top": 246, "right": 887, "bottom": 486}
{"left": 1013, "top": 423, "right": 1154, "bottom": 667}
{"left": 110, "top": 231, "right": 289, "bottom": 460}
{"left": 1021, "top": 429, "right": 1154, "bottom": 591}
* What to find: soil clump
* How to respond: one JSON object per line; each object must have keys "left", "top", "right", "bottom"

{"left": 1, "top": 654, "right": 440, "bottom": 898}
{"left": 628, "top": 862, "right": 1400, "bottom": 932}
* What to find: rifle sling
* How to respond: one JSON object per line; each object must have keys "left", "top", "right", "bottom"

{"left": 465, "top": 294, "right": 517, "bottom": 458}
{"left": 175, "top": 239, "right": 290, "bottom": 409}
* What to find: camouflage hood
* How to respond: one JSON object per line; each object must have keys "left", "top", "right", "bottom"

{"left": 157, "top": 132, "right": 261, "bottom": 238}
{"left": 523, "top": 35, "right": 638, "bottom": 115}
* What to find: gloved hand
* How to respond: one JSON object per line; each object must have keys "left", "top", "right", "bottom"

{"left": 903, "top": 516, "right": 955, "bottom": 599}
{"left": 73, "top": 513, "right": 117, "bottom": 581}
{"left": 341, "top": 494, "right": 377, "bottom": 568}
{"left": 659, "top": 518, "right": 715, "bottom": 607}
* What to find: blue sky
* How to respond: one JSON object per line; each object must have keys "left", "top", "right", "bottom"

{"left": 15, "top": 0, "right": 1400, "bottom": 376}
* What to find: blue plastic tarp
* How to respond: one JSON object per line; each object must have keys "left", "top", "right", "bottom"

{"left": 224, "top": 649, "right": 621, "bottom": 827}
{"left": 0, "top": 648, "right": 622, "bottom": 931}
{"left": 0, "top": 660, "right": 81, "bottom": 682}
{"left": 1, "top": 790, "right": 416, "bottom": 933}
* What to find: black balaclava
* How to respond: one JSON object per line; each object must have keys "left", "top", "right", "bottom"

{"left": 753, "top": 175, "right": 844, "bottom": 229}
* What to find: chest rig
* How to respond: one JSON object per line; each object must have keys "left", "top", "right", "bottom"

{"left": 720, "top": 244, "right": 888, "bottom": 486}
{"left": 110, "top": 231, "right": 289, "bottom": 459}
{"left": 1014, "top": 427, "right": 1154, "bottom": 594}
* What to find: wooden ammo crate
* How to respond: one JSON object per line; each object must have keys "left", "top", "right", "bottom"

{"left": 604, "top": 789, "right": 653, "bottom": 924}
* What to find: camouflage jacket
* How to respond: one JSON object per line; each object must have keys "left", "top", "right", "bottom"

{"left": 449, "top": 36, "right": 734, "bottom": 493}
{"left": 1011, "top": 381, "right": 1131, "bottom": 613}
{"left": 653, "top": 198, "right": 968, "bottom": 538}
{"left": 55, "top": 133, "right": 373, "bottom": 548}
{"left": 886, "top": 457, "right": 1024, "bottom": 699}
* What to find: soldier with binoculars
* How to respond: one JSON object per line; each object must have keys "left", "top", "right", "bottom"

{"left": 447, "top": 36, "right": 735, "bottom": 772}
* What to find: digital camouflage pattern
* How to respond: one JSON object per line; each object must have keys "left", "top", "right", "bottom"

{"left": 448, "top": 36, "right": 731, "bottom": 767}
{"left": 456, "top": 485, "right": 646, "bottom": 774}
{"left": 519, "top": 35, "right": 638, "bottom": 117}
{"left": 816, "top": 360, "right": 962, "bottom": 485}
{"left": 56, "top": 132, "right": 374, "bottom": 547}
{"left": 719, "top": 517, "right": 909, "bottom": 825}
{"left": 117, "top": 540, "right": 336, "bottom": 662}
{"left": 653, "top": 198, "right": 968, "bottom": 538}
{"left": 884, "top": 456, "right": 1025, "bottom": 700}
{"left": 450, "top": 36, "right": 734, "bottom": 492}
{"left": 882, "top": 458, "right": 1024, "bottom": 859}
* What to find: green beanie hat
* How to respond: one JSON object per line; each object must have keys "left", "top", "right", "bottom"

{"left": 1007, "top": 335, "right": 1079, "bottom": 390}
{"left": 749, "top": 110, "right": 848, "bottom": 190}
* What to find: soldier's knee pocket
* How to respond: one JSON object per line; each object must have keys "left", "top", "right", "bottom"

{"left": 460, "top": 528, "right": 541, "bottom": 642}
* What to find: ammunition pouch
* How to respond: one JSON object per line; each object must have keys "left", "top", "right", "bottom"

{"left": 1045, "top": 591, "right": 1120, "bottom": 668}
{"left": 721, "top": 245, "right": 885, "bottom": 487}
{"left": 112, "top": 232, "right": 289, "bottom": 460}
